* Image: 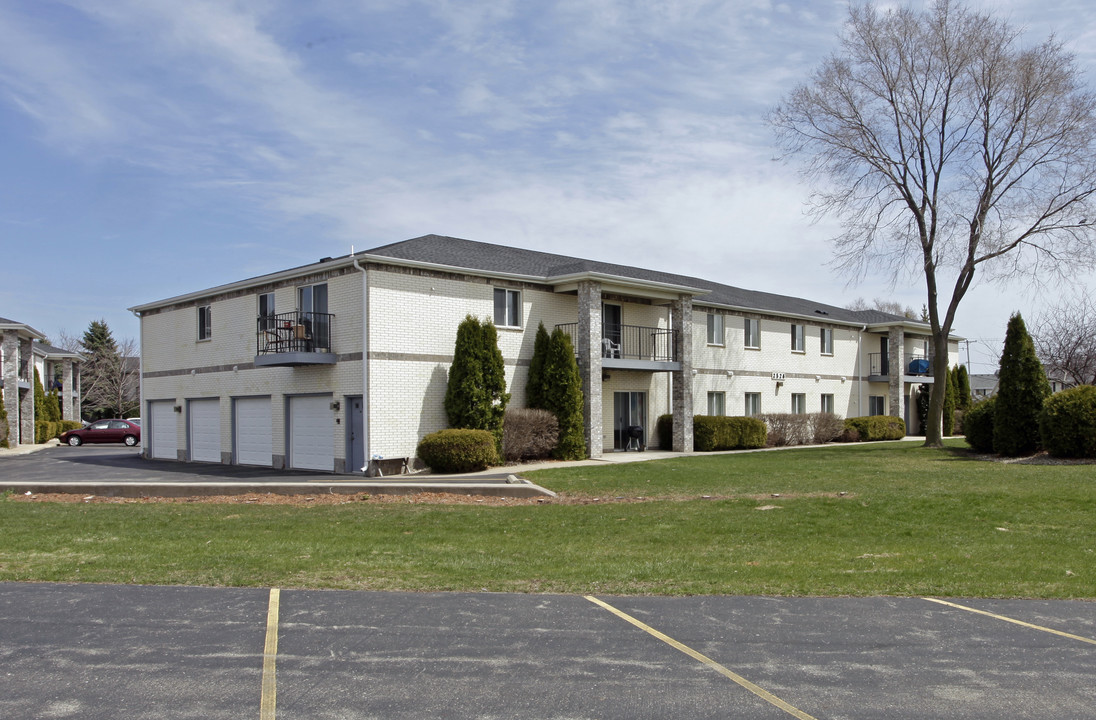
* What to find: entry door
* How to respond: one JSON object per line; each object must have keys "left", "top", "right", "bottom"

{"left": 613, "top": 391, "right": 647, "bottom": 450}
{"left": 346, "top": 396, "right": 365, "bottom": 473}
{"left": 603, "top": 303, "right": 622, "bottom": 357}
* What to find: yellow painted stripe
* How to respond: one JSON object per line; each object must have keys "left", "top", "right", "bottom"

{"left": 923, "top": 598, "right": 1096, "bottom": 646}
{"left": 261, "top": 588, "right": 281, "bottom": 720}
{"left": 585, "top": 596, "right": 818, "bottom": 720}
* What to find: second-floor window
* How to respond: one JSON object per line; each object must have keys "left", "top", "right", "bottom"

{"left": 791, "top": 324, "right": 805, "bottom": 352}
{"left": 820, "top": 328, "right": 834, "bottom": 355}
{"left": 197, "top": 305, "right": 212, "bottom": 341}
{"left": 494, "top": 288, "right": 522, "bottom": 328}
{"left": 744, "top": 318, "right": 760, "bottom": 349}
{"left": 707, "top": 313, "right": 724, "bottom": 346}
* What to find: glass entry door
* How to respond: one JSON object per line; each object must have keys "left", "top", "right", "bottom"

{"left": 613, "top": 391, "right": 647, "bottom": 451}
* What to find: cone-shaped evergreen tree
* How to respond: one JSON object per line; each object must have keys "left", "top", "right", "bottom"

{"left": 525, "top": 322, "right": 551, "bottom": 410}
{"left": 956, "top": 365, "right": 971, "bottom": 411}
{"left": 479, "top": 320, "right": 510, "bottom": 445}
{"left": 994, "top": 313, "right": 1051, "bottom": 456}
{"left": 943, "top": 365, "right": 957, "bottom": 435}
{"left": 444, "top": 315, "right": 509, "bottom": 444}
{"left": 0, "top": 386, "right": 9, "bottom": 448}
{"left": 542, "top": 328, "right": 586, "bottom": 459}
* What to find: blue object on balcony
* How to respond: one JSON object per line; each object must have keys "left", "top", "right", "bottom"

{"left": 908, "top": 358, "right": 930, "bottom": 375}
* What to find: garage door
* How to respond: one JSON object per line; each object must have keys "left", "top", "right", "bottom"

{"left": 235, "top": 397, "right": 272, "bottom": 467}
{"left": 149, "top": 400, "right": 178, "bottom": 460}
{"left": 189, "top": 398, "right": 221, "bottom": 463}
{"left": 289, "top": 395, "right": 333, "bottom": 471}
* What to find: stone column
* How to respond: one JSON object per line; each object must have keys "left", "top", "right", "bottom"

{"left": 2, "top": 330, "right": 19, "bottom": 446}
{"left": 72, "top": 363, "right": 82, "bottom": 420}
{"left": 61, "top": 360, "right": 74, "bottom": 420}
{"left": 577, "top": 280, "right": 603, "bottom": 458}
{"left": 671, "top": 294, "right": 694, "bottom": 453}
{"left": 19, "top": 336, "right": 34, "bottom": 444}
{"left": 888, "top": 326, "right": 904, "bottom": 420}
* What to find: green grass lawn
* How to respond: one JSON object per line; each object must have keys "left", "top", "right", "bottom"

{"left": 2, "top": 440, "right": 1093, "bottom": 598}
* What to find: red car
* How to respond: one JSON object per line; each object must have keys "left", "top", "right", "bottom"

{"left": 60, "top": 419, "right": 141, "bottom": 447}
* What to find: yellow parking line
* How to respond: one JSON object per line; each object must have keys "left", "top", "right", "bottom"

{"left": 585, "top": 596, "right": 818, "bottom": 720}
{"left": 261, "top": 588, "right": 281, "bottom": 720}
{"left": 923, "top": 598, "right": 1096, "bottom": 646}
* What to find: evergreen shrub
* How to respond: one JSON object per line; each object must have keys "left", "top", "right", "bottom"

{"left": 994, "top": 313, "right": 1050, "bottom": 456}
{"left": 963, "top": 397, "right": 997, "bottom": 453}
{"left": 1039, "top": 386, "right": 1096, "bottom": 458}
{"left": 502, "top": 408, "right": 559, "bottom": 461}
{"left": 416, "top": 429, "right": 499, "bottom": 473}
{"left": 0, "top": 387, "right": 8, "bottom": 448}
{"left": 693, "top": 416, "right": 767, "bottom": 451}
{"left": 656, "top": 414, "right": 673, "bottom": 450}
{"left": 542, "top": 328, "right": 585, "bottom": 460}
{"left": 843, "top": 415, "right": 906, "bottom": 441}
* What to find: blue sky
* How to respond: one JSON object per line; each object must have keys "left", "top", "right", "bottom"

{"left": 3, "top": 0, "right": 1095, "bottom": 373}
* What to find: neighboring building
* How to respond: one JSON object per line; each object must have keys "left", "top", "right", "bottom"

{"left": 129, "top": 235, "right": 962, "bottom": 473}
{"left": 1, "top": 318, "right": 83, "bottom": 447}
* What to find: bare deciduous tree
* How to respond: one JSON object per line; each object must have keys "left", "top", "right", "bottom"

{"left": 1033, "top": 291, "right": 1096, "bottom": 388}
{"left": 82, "top": 336, "right": 140, "bottom": 419}
{"left": 771, "top": 0, "right": 1096, "bottom": 446}
{"left": 846, "top": 296, "right": 919, "bottom": 319}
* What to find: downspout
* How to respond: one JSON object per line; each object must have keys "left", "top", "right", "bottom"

{"left": 351, "top": 250, "right": 370, "bottom": 474}
{"left": 857, "top": 325, "right": 866, "bottom": 417}
{"left": 130, "top": 309, "right": 145, "bottom": 457}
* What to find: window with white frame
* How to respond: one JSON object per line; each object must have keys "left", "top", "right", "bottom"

{"left": 493, "top": 288, "right": 522, "bottom": 328}
{"left": 744, "top": 392, "right": 761, "bottom": 416}
{"left": 707, "top": 312, "right": 724, "bottom": 346}
{"left": 821, "top": 393, "right": 834, "bottom": 414}
{"left": 744, "top": 318, "right": 760, "bottom": 349}
{"left": 820, "top": 327, "right": 834, "bottom": 355}
{"left": 869, "top": 396, "right": 886, "bottom": 416}
{"left": 791, "top": 324, "right": 805, "bottom": 352}
{"left": 707, "top": 391, "right": 725, "bottom": 416}
{"left": 197, "top": 305, "right": 212, "bottom": 341}
{"left": 791, "top": 393, "right": 806, "bottom": 414}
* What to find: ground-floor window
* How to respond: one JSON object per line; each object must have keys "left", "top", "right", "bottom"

{"left": 821, "top": 393, "right": 834, "bottom": 414}
{"left": 744, "top": 392, "right": 761, "bottom": 416}
{"left": 869, "top": 395, "right": 886, "bottom": 416}
{"left": 707, "top": 391, "right": 725, "bottom": 416}
{"left": 791, "top": 393, "right": 806, "bottom": 414}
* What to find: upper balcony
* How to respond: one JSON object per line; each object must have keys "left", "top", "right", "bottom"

{"left": 254, "top": 311, "right": 336, "bottom": 367}
{"left": 868, "top": 352, "right": 934, "bottom": 382}
{"left": 556, "top": 323, "right": 679, "bottom": 371}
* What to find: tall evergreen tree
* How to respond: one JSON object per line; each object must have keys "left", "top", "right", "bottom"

{"left": 994, "top": 313, "right": 1051, "bottom": 456}
{"left": 942, "top": 365, "right": 957, "bottom": 435}
{"left": 541, "top": 328, "right": 585, "bottom": 460}
{"left": 525, "top": 322, "right": 551, "bottom": 410}
{"left": 0, "top": 386, "right": 9, "bottom": 448}
{"left": 443, "top": 315, "right": 509, "bottom": 443}
{"left": 956, "top": 365, "right": 971, "bottom": 411}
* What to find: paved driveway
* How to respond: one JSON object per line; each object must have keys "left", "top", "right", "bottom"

{"left": 2, "top": 584, "right": 1094, "bottom": 719}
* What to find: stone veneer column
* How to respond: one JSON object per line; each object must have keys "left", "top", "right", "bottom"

{"left": 671, "top": 294, "right": 694, "bottom": 453}
{"left": 577, "top": 280, "right": 603, "bottom": 458}
{"left": 19, "top": 336, "right": 34, "bottom": 444}
{"left": 72, "top": 363, "right": 82, "bottom": 420}
{"left": 61, "top": 360, "right": 74, "bottom": 420}
{"left": 2, "top": 330, "right": 19, "bottom": 446}
{"left": 888, "top": 326, "right": 905, "bottom": 420}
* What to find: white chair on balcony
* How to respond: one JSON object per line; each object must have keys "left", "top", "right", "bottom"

{"left": 602, "top": 337, "right": 622, "bottom": 359}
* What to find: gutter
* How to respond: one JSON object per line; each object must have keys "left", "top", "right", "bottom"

{"left": 351, "top": 251, "right": 370, "bottom": 474}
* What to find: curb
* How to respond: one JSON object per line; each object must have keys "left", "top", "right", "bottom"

{"left": 1, "top": 481, "right": 557, "bottom": 500}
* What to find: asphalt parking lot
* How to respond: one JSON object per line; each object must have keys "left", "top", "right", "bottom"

{"left": 2, "top": 583, "right": 1094, "bottom": 719}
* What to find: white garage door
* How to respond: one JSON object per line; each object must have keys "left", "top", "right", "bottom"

{"left": 149, "top": 401, "right": 178, "bottom": 460}
{"left": 235, "top": 397, "right": 272, "bottom": 467}
{"left": 189, "top": 399, "right": 221, "bottom": 463}
{"left": 289, "top": 395, "right": 333, "bottom": 471}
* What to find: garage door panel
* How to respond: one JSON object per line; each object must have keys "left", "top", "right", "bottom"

{"left": 189, "top": 399, "right": 221, "bottom": 463}
{"left": 235, "top": 397, "right": 272, "bottom": 467}
{"left": 150, "top": 401, "right": 178, "bottom": 460}
{"left": 289, "top": 396, "right": 333, "bottom": 472}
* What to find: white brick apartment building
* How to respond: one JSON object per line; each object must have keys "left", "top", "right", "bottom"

{"left": 129, "top": 235, "right": 961, "bottom": 473}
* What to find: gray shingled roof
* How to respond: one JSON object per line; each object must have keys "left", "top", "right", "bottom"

{"left": 367, "top": 234, "right": 919, "bottom": 327}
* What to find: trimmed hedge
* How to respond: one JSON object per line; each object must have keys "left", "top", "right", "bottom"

{"left": 963, "top": 397, "right": 997, "bottom": 453}
{"left": 35, "top": 420, "right": 83, "bottom": 444}
{"left": 656, "top": 415, "right": 673, "bottom": 450}
{"left": 1039, "top": 386, "right": 1096, "bottom": 458}
{"left": 416, "top": 429, "right": 499, "bottom": 473}
{"left": 843, "top": 415, "right": 906, "bottom": 441}
{"left": 693, "top": 415, "right": 768, "bottom": 451}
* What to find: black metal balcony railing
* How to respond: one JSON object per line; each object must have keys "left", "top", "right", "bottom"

{"left": 257, "top": 311, "right": 334, "bottom": 355}
{"left": 555, "top": 323, "right": 676, "bottom": 363}
{"left": 869, "top": 353, "right": 932, "bottom": 377}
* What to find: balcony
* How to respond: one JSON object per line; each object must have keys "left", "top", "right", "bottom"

{"left": 254, "top": 311, "right": 336, "bottom": 367}
{"left": 868, "top": 353, "right": 934, "bottom": 382}
{"left": 555, "top": 323, "right": 679, "bottom": 371}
